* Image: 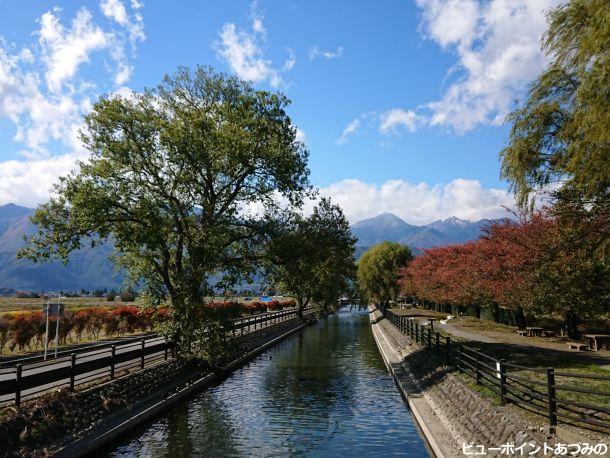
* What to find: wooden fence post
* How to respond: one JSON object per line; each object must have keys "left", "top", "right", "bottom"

{"left": 427, "top": 328, "right": 432, "bottom": 349}
{"left": 415, "top": 323, "right": 419, "bottom": 344}
{"left": 111, "top": 345, "right": 116, "bottom": 379}
{"left": 499, "top": 359, "right": 507, "bottom": 405}
{"left": 15, "top": 364, "right": 22, "bottom": 407}
{"left": 546, "top": 367, "right": 557, "bottom": 433}
{"left": 140, "top": 338, "right": 145, "bottom": 369}
{"left": 475, "top": 351, "right": 481, "bottom": 385}
{"left": 70, "top": 353, "right": 76, "bottom": 391}
{"left": 445, "top": 336, "right": 451, "bottom": 366}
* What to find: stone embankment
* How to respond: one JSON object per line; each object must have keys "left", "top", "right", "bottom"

{"left": 369, "top": 306, "right": 555, "bottom": 458}
{"left": 0, "top": 313, "right": 315, "bottom": 457}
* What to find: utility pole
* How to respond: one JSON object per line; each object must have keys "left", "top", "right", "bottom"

{"left": 54, "top": 293, "right": 63, "bottom": 358}
{"left": 43, "top": 296, "right": 50, "bottom": 361}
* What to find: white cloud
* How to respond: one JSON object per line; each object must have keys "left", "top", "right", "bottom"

{"left": 337, "top": 109, "right": 420, "bottom": 143}
{"left": 215, "top": 3, "right": 294, "bottom": 88}
{"left": 114, "top": 61, "right": 132, "bottom": 85}
{"left": 0, "top": 40, "right": 85, "bottom": 156}
{"left": 416, "top": 0, "right": 561, "bottom": 132}
{"left": 216, "top": 23, "right": 276, "bottom": 84}
{"left": 99, "top": 0, "right": 145, "bottom": 88}
{"left": 295, "top": 127, "right": 306, "bottom": 144}
{"left": 308, "top": 46, "right": 343, "bottom": 60}
{"left": 38, "top": 8, "right": 110, "bottom": 93}
{"left": 379, "top": 109, "right": 420, "bottom": 134}
{"left": 283, "top": 48, "right": 296, "bottom": 71}
{"left": 344, "top": 0, "right": 561, "bottom": 139}
{"left": 0, "top": 151, "right": 87, "bottom": 207}
{"left": 418, "top": 0, "right": 479, "bottom": 49}
{"left": 250, "top": 1, "right": 266, "bottom": 35}
{"left": 0, "top": 5, "right": 145, "bottom": 205}
{"left": 318, "top": 178, "right": 514, "bottom": 224}
{"left": 336, "top": 118, "right": 361, "bottom": 145}
{"left": 100, "top": 0, "right": 145, "bottom": 43}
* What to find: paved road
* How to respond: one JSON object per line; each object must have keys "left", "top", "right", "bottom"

{"left": 0, "top": 308, "right": 301, "bottom": 406}
{"left": 0, "top": 336, "right": 168, "bottom": 405}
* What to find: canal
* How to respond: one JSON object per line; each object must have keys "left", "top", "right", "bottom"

{"left": 105, "top": 308, "right": 430, "bottom": 457}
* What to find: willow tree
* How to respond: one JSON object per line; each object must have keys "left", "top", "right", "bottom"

{"left": 19, "top": 66, "right": 310, "bottom": 357}
{"left": 266, "top": 198, "right": 356, "bottom": 317}
{"left": 357, "top": 241, "right": 413, "bottom": 307}
{"left": 500, "top": 0, "right": 609, "bottom": 209}
{"left": 500, "top": 0, "right": 609, "bottom": 330}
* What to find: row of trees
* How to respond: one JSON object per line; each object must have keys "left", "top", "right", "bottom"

{"left": 358, "top": 0, "right": 609, "bottom": 339}
{"left": 399, "top": 202, "right": 609, "bottom": 337}
{"left": 18, "top": 66, "right": 356, "bottom": 362}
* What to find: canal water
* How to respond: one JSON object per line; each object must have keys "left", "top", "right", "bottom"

{"left": 105, "top": 308, "right": 430, "bottom": 457}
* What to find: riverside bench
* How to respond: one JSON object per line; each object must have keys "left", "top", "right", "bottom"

{"left": 566, "top": 342, "right": 588, "bottom": 351}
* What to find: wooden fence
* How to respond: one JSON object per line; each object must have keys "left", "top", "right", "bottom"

{"left": 384, "top": 308, "right": 610, "bottom": 434}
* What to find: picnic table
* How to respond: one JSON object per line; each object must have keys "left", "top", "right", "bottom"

{"left": 525, "top": 327, "right": 544, "bottom": 337}
{"left": 584, "top": 334, "right": 610, "bottom": 351}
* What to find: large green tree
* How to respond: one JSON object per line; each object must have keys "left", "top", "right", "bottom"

{"left": 266, "top": 198, "right": 356, "bottom": 317}
{"left": 500, "top": 0, "right": 609, "bottom": 209}
{"left": 19, "top": 66, "right": 310, "bottom": 357}
{"left": 357, "top": 241, "right": 412, "bottom": 307}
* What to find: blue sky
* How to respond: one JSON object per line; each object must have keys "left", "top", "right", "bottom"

{"left": 0, "top": 0, "right": 559, "bottom": 224}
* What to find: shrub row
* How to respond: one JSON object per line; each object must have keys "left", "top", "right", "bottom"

{"left": 0, "top": 306, "right": 170, "bottom": 353}
{"left": 0, "top": 300, "right": 297, "bottom": 353}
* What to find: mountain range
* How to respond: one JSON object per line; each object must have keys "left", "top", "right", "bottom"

{"left": 0, "top": 204, "right": 121, "bottom": 292}
{"left": 351, "top": 212, "right": 498, "bottom": 252}
{"left": 0, "top": 204, "right": 499, "bottom": 291}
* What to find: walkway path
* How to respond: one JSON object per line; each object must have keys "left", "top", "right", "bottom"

{"left": 438, "top": 322, "right": 498, "bottom": 343}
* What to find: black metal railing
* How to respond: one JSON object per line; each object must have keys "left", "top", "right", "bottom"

{"left": 0, "top": 306, "right": 311, "bottom": 407}
{"left": 384, "top": 308, "right": 610, "bottom": 434}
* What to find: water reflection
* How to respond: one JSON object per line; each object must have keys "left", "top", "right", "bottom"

{"left": 106, "top": 308, "right": 429, "bottom": 457}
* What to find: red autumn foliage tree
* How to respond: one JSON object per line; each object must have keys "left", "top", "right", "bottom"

{"left": 400, "top": 207, "right": 609, "bottom": 338}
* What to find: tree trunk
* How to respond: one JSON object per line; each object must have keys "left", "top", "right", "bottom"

{"left": 514, "top": 306, "right": 527, "bottom": 329}
{"left": 492, "top": 303, "right": 500, "bottom": 323}
{"left": 296, "top": 296, "right": 310, "bottom": 320}
{"left": 565, "top": 309, "right": 580, "bottom": 340}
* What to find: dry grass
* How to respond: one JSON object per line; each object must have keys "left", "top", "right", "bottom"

{"left": 0, "top": 297, "right": 134, "bottom": 313}
{"left": 0, "top": 295, "right": 294, "bottom": 313}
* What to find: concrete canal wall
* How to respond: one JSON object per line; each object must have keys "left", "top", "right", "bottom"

{"left": 369, "top": 305, "right": 549, "bottom": 458}
{"left": 0, "top": 314, "right": 317, "bottom": 457}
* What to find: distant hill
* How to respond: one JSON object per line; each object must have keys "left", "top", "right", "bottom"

{"left": 351, "top": 212, "right": 502, "bottom": 255}
{"left": 0, "top": 204, "right": 122, "bottom": 291}
{"left": 0, "top": 203, "right": 502, "bottom": 291}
